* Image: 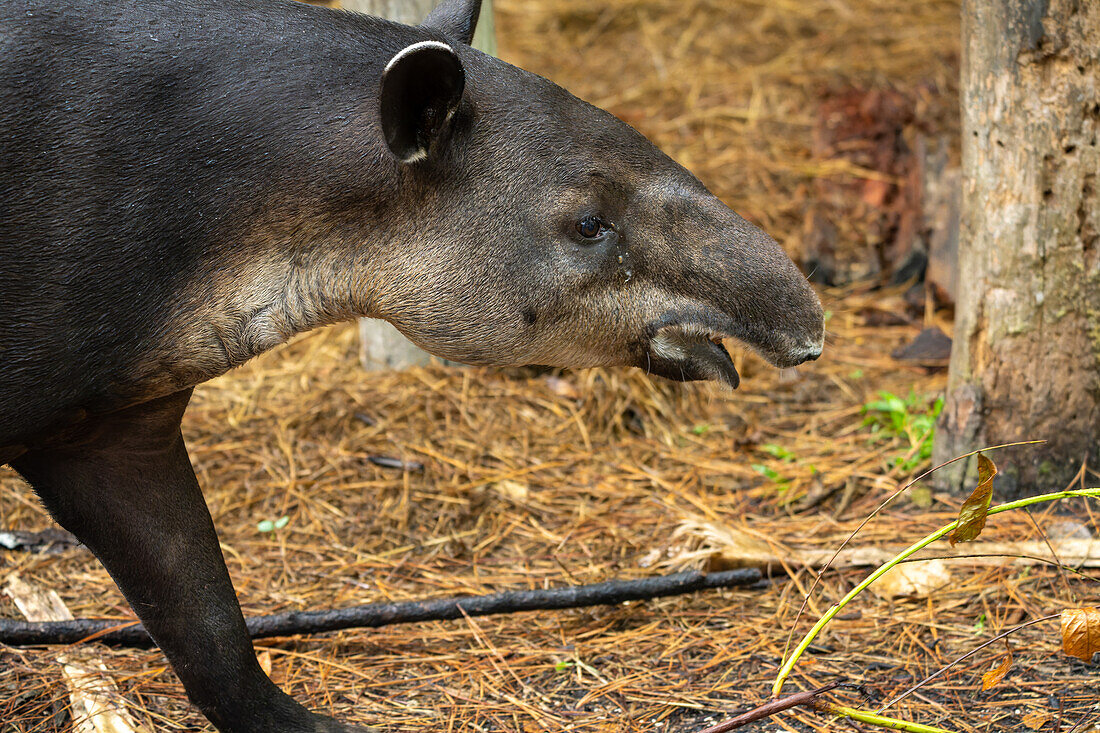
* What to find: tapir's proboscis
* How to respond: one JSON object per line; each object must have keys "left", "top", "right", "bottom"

{"left": 0, "top": 0, "right": 824, "bottom": 730}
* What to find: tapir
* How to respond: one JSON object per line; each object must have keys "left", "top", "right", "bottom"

{"left": 0, "top": 0, "right": 824, "bottom": 729}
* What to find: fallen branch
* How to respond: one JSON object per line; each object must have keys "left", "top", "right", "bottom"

{"left": 696, "top": 682, "right": 842, "bottom": 733}
{"left": 4, "top": 575, "right": 148, "bottom": 732}
{"left": 694, "top": 680, "right": 954, "bottom": 733}
{"left": 0, "top": 568, "right": 761, "bottom": 648}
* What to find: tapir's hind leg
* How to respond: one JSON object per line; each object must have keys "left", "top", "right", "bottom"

{"left": 12, "top": 390, "right": 363, "bottom": 733}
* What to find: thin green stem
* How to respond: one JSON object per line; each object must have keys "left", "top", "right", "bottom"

{"left": 772, "top": 487, "right": 1100, "bottom": 697}
{"left": 823, "top": 704, "right": 956, "bottom": 733}
{"left": 780, "top": 440, "right": 1044, "bottom": 665}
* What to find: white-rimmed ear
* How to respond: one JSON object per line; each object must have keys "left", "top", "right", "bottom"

{"left": 379, "top": 40, "right": 465, "bottom": 163}
{"left": 421, "top": 0, "right": 482, "bottom": 46}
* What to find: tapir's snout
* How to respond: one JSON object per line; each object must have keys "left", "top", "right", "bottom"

{"left": 779, "top": 334, "right": 826, "bottom": 367}
{"left": 634, "top": 194, "right": 825, "bottom": 388}
{"left": 748, "top": 252, "right": 827, "bottom": 370}
{"left": 722, "top": 215, "right": 826, "bottom": 357}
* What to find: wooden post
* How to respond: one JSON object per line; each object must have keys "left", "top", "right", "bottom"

{"left": 340, "top": 0, "right": 434, "bottom": 21}
{"left": 934, "top": 0, "right": 1100, "bottom": 496}
{"left": 342, "top": 0, "right": 495, "bottom": 369}
{"left": 340, "top": 0, "right": 495, "bottom": 53}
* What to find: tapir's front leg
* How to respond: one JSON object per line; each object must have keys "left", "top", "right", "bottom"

{"left": 12, "top": 391, "right": 363, "bottom": 733}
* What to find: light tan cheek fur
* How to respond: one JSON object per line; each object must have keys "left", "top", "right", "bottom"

{"left": 517, "top": 286, "right": 671, "bottom": 370}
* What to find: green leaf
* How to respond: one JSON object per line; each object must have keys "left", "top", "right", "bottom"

{"left": 949, "top": 453, "right": 997, "bottom": 546}
{"left": 862, "top": 399, "right": 892, "bottom": 414}
{"left": 751, "top": 463, "right": 772, "bottom": 477}
{"left": 890, "top": 411, "right": 906, "bottom": 433}
{"left": 257, "top": 519, "right": 275, "bottom": 533}
{"left": 884, "top": 393, "right": 907, "bottom": 414}
{"left": 762, "top": 443, "right": 795, "bottom": 461}
{"left": 751, "top": 464, "right": 786, "bottom": 483}
{"left": 691, "top": 423, "right": 711, "bottom": 435}
{"left": 554, "top": 660, "right": 574, "bottom": 672}
{"left": 860, "top": 390, "right": 945, "bottom": 475}
{"left": 274, "top": 515, "right": 290, "bottom": 529}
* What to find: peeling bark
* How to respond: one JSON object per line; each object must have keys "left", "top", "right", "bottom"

{"left": 935, "top": 0, "right": 1100, "bottom": 496}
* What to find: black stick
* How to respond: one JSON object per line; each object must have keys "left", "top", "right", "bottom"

{"left": 0, "top": 568, "right": 762, "bottom": 648}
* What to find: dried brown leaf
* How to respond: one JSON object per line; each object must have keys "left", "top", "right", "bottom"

{"left": 1021, "top": 710, "right": 1052, "bottom": 729}
{"left": 948, "top": 453, "right": 996, "bottom": 546}
{"left": 668, "top": 520, "right": 787, "bottom": 570}
{"left": 980, "top": 643, "right": 1013, "bottom": 691}
{"left": 544, "top": 376, "right": 581, "bottom": 400}
{"left": 1061, "top": 607, "right": 1100, "bottom": 662}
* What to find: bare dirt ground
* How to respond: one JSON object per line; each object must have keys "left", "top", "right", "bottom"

{"left": 2, "top": 1, "right": 1097, "bottom": 731}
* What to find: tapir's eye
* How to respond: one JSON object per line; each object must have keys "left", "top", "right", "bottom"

{"left": 576, "top": 216, "right": 606, "bottom": 239}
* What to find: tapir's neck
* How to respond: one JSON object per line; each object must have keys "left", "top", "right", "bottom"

{"left": 137, "top": 219, "right": 394, "bottom": 402}
{"left": 209, "top": 247, "right": 380, "bottom": 361}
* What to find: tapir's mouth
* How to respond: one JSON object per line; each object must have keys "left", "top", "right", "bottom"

{"left": 646, "top": 324, "right": 741, "bottom": 389}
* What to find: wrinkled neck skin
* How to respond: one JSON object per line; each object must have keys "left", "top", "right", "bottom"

{"left": 137, "top": 183, "right": 410, "bottom": 400}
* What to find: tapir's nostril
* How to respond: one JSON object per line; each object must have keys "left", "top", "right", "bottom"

{"left": 791, "top": 342, "right": 823, "bottom": 366}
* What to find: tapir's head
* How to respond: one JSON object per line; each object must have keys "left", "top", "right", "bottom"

{"left": 366, "top": 0, "right": 824, "bottom": 387}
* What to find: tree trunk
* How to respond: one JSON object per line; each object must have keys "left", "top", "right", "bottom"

{"left": 344, "top": 0, "right": 494, "bottom": 369}
{"left": 934, "top": 0, "right": 1100, "bottom": 497}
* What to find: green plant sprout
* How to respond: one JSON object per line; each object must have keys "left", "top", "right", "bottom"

{"left": 257, "top": 515, "right": 290, "bottom": 533}
{"left": 771, "top": 486, "right": 1100, "bottom": 732}
{"left": 822, "top": 703, "right": 954, "bottom": 733}
{"left": 751, "top": 443, "right": 800, "bottom": 490}
{"left": 761, "top": 443, "right": 797, "bottom": 462}
{"left": 861, "top": 390, "right": 944, "bottom": 472}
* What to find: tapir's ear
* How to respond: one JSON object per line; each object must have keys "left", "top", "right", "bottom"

{"left": 421, "top": 0, "right": 482, "bottom": 46}
{"left": 379, "top": 40, "right": 465, "bottom": 163}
